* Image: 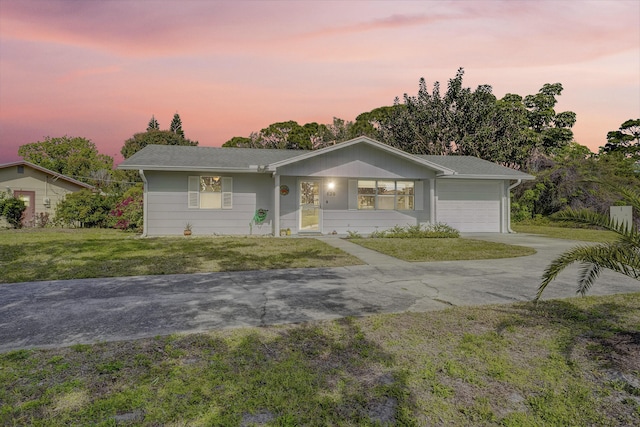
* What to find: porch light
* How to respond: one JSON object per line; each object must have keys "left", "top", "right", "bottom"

{"left": 327, "top": 181, "right": 335, "bottom": 190}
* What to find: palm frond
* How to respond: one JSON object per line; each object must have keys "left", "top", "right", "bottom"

{"left": 536, "top": 242, "right": 640, "bottom": 301}
{"left": 614, "top": 184, "right": 640, "bottom": 212}
{"left": 537, "top": 181, "right": 640, "bottom": 300}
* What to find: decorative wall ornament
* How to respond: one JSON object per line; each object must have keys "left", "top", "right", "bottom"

{"left": 280, "top": 185, "right": 289, "bottom": 196}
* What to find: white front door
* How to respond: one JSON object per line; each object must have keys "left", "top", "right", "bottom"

{"left": 299, "top": 180, "right": 321, "bottom": 232}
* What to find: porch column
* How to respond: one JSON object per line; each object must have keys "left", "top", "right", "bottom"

{"left": 273, "top": 173, "right": 280, "bottom": 236}
{"left": 429, "top": 179, "right": 436, "bottom": 224}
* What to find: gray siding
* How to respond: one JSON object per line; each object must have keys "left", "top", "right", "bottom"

{"left": 145, "top": 171, "right": 275, "bottom": 236}
{"left": 277, "top": 144, "right": 438, "bottom": 179}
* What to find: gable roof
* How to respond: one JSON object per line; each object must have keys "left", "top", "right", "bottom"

{"left": 118, "top": 145, "right": 301, "bottom": 172}
{"left": 418, "top": 155, "right": 533, "bottom": 179}
{"left": 266, "top": 136, "right": 456, "bottom": 175}
{"left": 118, "top": 137, "right": 533, "bottom": 180}
{"left": 0, "top": 161, "right": 95, "bottom": 189}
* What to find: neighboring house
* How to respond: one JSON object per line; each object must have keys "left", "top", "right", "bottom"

{"left": 0, "top": 161, "right": 94, "bottom": 227}
{"left": 118, "top": 136, "right": 534, "bottom": 236}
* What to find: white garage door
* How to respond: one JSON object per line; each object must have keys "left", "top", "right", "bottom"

{"left": 436, "top": 180, "right": 502, "bottom": 232}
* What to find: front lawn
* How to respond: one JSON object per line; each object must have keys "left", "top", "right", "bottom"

{"left": 349, "top": 238, "right": 536, "bottom": 261}
{"left": 0, "top": 229, "right": 362, "bottom": 284}
{"left": 2, "top": 293, "right": 639, "bottom": 425}
{"left": 511, "top": 223, "right": 618, "bottom": 242}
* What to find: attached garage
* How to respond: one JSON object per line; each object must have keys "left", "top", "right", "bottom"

{"left": 435, "top": 180, "right": 503, "bottom": 232}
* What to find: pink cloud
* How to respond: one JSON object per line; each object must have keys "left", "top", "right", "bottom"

{"left": 0, "top": 0, "right": 638, "bottom": 164}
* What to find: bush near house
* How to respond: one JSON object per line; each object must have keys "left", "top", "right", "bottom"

{"left": 108, "top": 184, "right": 143, "bottom": 232}
{"left": 0, "top": 191, "right": 26, "bottom": 229}
{"left": 55, "top": 190, "right": 115, "bottom": 228}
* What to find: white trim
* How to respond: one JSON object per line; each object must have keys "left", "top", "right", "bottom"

{"left": 429, "top": 179, "right": 436, "bottom": 224}
{"left": 221, "top": 177, "right": 233, "bottom": 209}
{"left": 437, "top": 174, "right": 534, "bottom": 180}
{"left": 273, "top": 174, "right": 280, "bottom": 236}
{"left": 188, "top": 176, "right": 200, "bottom": 208}
{"left": 415, "top": 180, "right": 424, "bottom": 211}
{"left": 298, "top": 178, "right": 322, "bottom": 233}
{"left": 139, "top": 170, "right": 148, "bottom": 237}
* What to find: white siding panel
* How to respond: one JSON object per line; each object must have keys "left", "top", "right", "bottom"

{"left": 348, "top": 179, "right": 357, "bottom": 210}
{"left": 415, "top": 180, "right": 424, "bottom": 211}
{"left": 436, "top": 180, "right": 501, "bottom": 232}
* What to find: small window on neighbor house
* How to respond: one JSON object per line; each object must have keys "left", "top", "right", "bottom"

{"left": 17, "top": 165, "right": 24, "bottom": 174}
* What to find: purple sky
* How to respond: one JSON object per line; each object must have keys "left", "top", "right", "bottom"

{"left": 1, "top": 0, "right": 639, "bottom": 164}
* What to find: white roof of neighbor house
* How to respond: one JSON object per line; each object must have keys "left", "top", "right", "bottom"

{"left": 0, "top": 161, "right": 95, "bottom": 189}
{"left": 118, "top": 137, "right": 534, "bottom": 180}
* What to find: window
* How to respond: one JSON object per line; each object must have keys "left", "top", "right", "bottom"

{"left": 17, "top": 165, "right": 24, "bottom": 174}
{"left": 188, "top": 176, "right": 232, "bottom": 209}
{"left": 357, "top": 180, "right": 414, "bottom": 210}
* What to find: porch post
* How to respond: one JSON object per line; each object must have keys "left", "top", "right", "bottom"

{"left": 273, "top": 173, "right": 280, "bottom": 236}
{"left": 429, "top": 179, "right": 436, "bottom": 224}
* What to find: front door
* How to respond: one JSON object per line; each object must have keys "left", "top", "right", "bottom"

{"left": 14, "top": 190, "right": 35, "bottom": 227}
{"left": 299, "top": 180, "right": 321, "bottom": 232}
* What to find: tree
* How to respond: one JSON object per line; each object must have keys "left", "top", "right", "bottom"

{"left": 18, "top": 136, "right": 114, "bottom": 186}
{"left": 378, "top": 70, "right": 576, "bottom": 170}
{"left": 121, "top": 130, "right": 198, "bottom": 159}
{"left": 169, "top": 113, "right": 185, "bottom": 138}
{"left": 223, "top": 120, "right": 341, "bottom": 150}
{"left": 147, "top": 115, "right": 160, "bottom": 131}
{"left": 222, "top": 136, "right": 256, "bottom": 148}
{"left": 601, "top": 119, "right": 640, "bottom": 159}
{"left": 536, "top": 184, "right": 639, "bottom": 301}
{"left": 511, "top": 146, "right": 640, "bottom": 219}
{"left": 0, "top": 191, "right": 26, "bottom": 229}
{"left": 523, "top": 83, "right": 576, "bottom": 153}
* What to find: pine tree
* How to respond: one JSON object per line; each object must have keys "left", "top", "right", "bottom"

{"left": 147, "top": 115, "right": 160, "bottom": 131}
{"left": 169, "top": 113, "right": 185, "bottom": 138}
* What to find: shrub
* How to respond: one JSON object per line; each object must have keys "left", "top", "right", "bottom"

{"left": 370, "top": 223, "right": 460, "bottom": 239}
{"left": 55, "top": 189, "right": 114, "bottom": 228}
{"left": 108, "top": 184, "right": 143, "bottom": 232}
{"left": 35, "top": 212, "right": 50, "bottom": 228}
{"left": 0, "top": 191, "right": 26, "bottom": 228}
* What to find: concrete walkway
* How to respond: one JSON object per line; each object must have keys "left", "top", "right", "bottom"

{"left": 0, "top": 233, "right": 637, "bottom": 352}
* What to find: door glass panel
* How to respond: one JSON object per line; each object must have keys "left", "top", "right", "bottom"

{"left": 300, "top": 181, "right": 320, "bottom": 231}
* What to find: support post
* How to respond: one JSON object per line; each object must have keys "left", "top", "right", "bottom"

{"left": 273, "top": 173, "right": 280, "bottom": 236}
{"left": 429, "top": 179, "right": 436, "bottom": 224}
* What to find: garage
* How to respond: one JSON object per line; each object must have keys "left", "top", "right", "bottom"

{"left": 436, "top": 180, "right": 503, "bottom": 232}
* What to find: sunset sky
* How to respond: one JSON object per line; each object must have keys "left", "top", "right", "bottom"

{"left": 1, "top": 0, "right": 639, "bottom": 165}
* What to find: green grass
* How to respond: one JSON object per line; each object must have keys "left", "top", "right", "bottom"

{"left": 0, "top": 229, "right": 362, "bottom": 283}
{"left": 512, "top": 224, "right": 618, "bottom": 242}
{"left": 349, "top": 238, "right": 536, "bottom": 261}
{"left": 2, "top": 293, "right": 639, "bottom": 425}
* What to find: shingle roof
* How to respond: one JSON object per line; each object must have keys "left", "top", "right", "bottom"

{"left": 119, "top": 145, "right": 301, "bottom": 170}
{"left": 0, "top": 161, "right": 95, "bottom": 189}
{"left": 418, "top": 155, "right": 532, "bottom": 178}
{"left": 118, "top": 141, "right": 533, "bottom": 179}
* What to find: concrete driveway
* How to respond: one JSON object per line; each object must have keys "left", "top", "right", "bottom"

{"left": 0, "top": 233, "right": 637, "bottom": 352}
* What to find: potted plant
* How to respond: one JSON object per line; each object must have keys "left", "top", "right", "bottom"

{"left": 184, "top": 222, "right": 193, "bottom": 236}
